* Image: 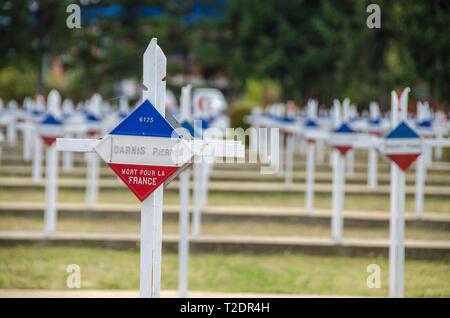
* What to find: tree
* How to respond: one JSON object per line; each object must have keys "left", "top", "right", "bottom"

{"left": 400, "top": 0, "right": 450, "bottom": 105}
{"left": 0, "top": 0, "right": 73, "bottom": 94}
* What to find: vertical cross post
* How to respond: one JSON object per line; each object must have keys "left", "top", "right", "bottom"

{"left": 32, "top": 134, "right": 43, "bottom": 183}
{"left": 277, "top": 105, "right": 285, "bottom": 177}
{"left": 331, "top": 100, "right": 345, "bottom": 243}
{"left": 368, "top": 145, "right": 378, "bottom": 189}
{"left": 22, "top": 121, "right": 33, "bottom": 162}
{"left": 140, "top": 38, "right": 166, "bottom": 298}
{"left": 62, "top": 132, "right": 74, "bottom": 172}
{"left": 42, "top": 90, "right": 62, "bottom": 235}
{"left": 414, "top": 152, "right": 425, "bottom": 219}
{"left": 304, "top": 100, "right": 318, "bottom": 214}
{"left": 44, "top": 143, "right": 58, "bottom": 235}
{"left": 388, "top": 87, "right": 410, "bottom": 298}
{"left": 284, "top": 102, "right": 296, "bottom": 187}
{"left": 192, "top": 161, "right": 202, "bottom": 237}
{"left": 305, "top": 141, "right": 315, "bottom": 214}
{"left": 178, "top": 84, "right": 192, "bottom": 297}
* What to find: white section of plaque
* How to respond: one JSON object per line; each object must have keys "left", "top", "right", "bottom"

{"left": 381, "top": 138, "right": 422, "bottom": 155}
{"left": 94, "top": 134, "right": 189, "bottom": 167}
{"left": 328, "top": 132, "right": 355, "bottom": 146}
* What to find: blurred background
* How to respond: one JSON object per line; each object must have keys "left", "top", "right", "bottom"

{"left": 0, "top": 0, "right": 449, "bottom": 298}
{"left": 1, "top": 0, "right": 449, "bottom": 117}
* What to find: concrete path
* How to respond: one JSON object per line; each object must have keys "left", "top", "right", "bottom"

{"left": 0, "top": 202, "right": 448, "bottom": 228}
{"left": 0, "top": 177, "right": 448, "bottom": 196}
{"left": 0, "top": 231, "right": 448, "bottom": 260}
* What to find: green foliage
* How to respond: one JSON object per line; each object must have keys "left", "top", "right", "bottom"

{"left": 228, "top": 99, "right": 257, "bottom": 129}
{"left": 0, "top": 66, "right": 37, "bottom": 101}
{"left": 225, "top": 0, "right": 450, "bottom": 109}
{"left": 400, "top": 0, "right": 450, "bottom": 104}
{"left": 45, "top": 68, "right": 86, "bottom": 102}
{"left": 0, "top": 0, "right": 74, "bottom": 93}
{"left": 0, "top": 0, "right": 448, "bottom": 108}
{"left": 245, "top": 78, "right": 281, "bottom": 106}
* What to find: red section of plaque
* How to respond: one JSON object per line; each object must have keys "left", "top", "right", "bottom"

{"left": 306, "top": 138, "right": 316, "bottom": 144}
{"left": 386, "top": 153, "right": 421, "bottom": 171}
{"left": 280, "top": 129, "right": 293, "bottom": 136}
{"left": 86, "top": 130, "right": 100, "bottom": 137}
{"left": 40, "top": 136, "right": 58, "bottom": 146}
{"left": 334, "top": 145, "right": 352, "bottom": 156}
{"left": 108, "top": 163, "right": 179, "bottom": 201}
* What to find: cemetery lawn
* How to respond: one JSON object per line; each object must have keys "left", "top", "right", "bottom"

{"left": 0, "top": 216, "right": 449, "bottom": 241}
{"left": 38, "top": 168, "right": 450, "bottom": 183}
{"left": 0, "top": 188, "right": 449, "bottom": 213}
{"left": 0, "top": 246, "right": 448, "bottom": 297}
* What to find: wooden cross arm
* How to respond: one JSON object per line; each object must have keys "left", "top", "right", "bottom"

{"left": 56, "top": 137, "right": 245, "bottom": 159}
{"left": 303, "top": 130, "right": 329, "bottom": 141}
{"left": 351, "top": 134, "right": 381, "bottom": 149}
{"left": 328, "top": 133, "right": 380, "bottom": 149}
{"left": 56, "top": 138, "right": 100, "bottom": 152}
{"left": 190, "top": 139, "right": 245, "bottom": 158}
{"left": 424, "top": 138, "right": 450, "bottom": 147}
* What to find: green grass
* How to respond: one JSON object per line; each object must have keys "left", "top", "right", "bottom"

{"left": 0, "top": 246, "right": 448, "bottom": 297}
{"left": 0, "top": 215, "right": 448, "bottom": 241}
{"left": 0, "top": 187, "right": 449, "bottom": 213}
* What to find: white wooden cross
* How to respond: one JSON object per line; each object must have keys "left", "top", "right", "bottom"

{"left": 56, "top": 38, "right": 244, "bottom": 298}
{"left": 378, "top": 87, "right": 423, "bottom": 298}
{"left": 367, "top": 101, "right": 382, "bottom": 189}
{"left": 61, "top": 98, "right": 75, "bottom": 172}
{"left": 17, "top": 97, "right": 34, "bottom": 162}
{"left": 343, "top": 101, "right": 355, "bottom": 177}
{"left": 284, "top": 101, "right": 297, "bottom": 187}
{"left": 0, "top": 100, "right": 18, "bottom": 145}
{"left": 31, "top": 95, "right": 47, "bottom": 183}
{"left": 178, "top": 83, "right": 192, "bottom": 297}
{"left": 413, "top": 103, "right": 450, "bottom": 219}
{"left": 329, "top": 99, "right": 345, "bottom": 243}
{"left": 302, "top": 99, "right": 324, "bottom": 214}
{"left": 84, "top": 94, "right": 103, "bottom": 206}
{"left": 39, "top": 90, "right": 64, "bottom": 235}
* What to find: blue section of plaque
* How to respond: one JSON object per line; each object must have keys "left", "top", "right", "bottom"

{"left": 181, "top": 121, "right": 194, "bottom": 138}
{"left": 386, "top": 121, "right": 419, "bottom": 139}
{"left": 86, "top": 113, "right": 100, "bottom": 122}
{"left": 32, "top": 110, "right": 44, "bottom": 118}
{"left": 417, "top": 120, "right": 432, "bottom": 128}
{"left": 41, "top": 114, "right": 62, "bottom": 125}
{"left": 369, "top": 118, "right": 381, "bottom": 126}
{"left": 304, "top": 119, "right": 319, "bottom": 128}
{"left": 333, "top": 123, "right": 354, "bottom": 134}
{"left": 281, "top": 117, "right": 295, "bottom": 123}
{"left": 110, "top": 99, "right": 180, "bottom": 138}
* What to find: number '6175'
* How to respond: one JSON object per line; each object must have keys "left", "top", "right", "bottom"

{"left": 139, "top": 117, "right": 154, "bottom": 123}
